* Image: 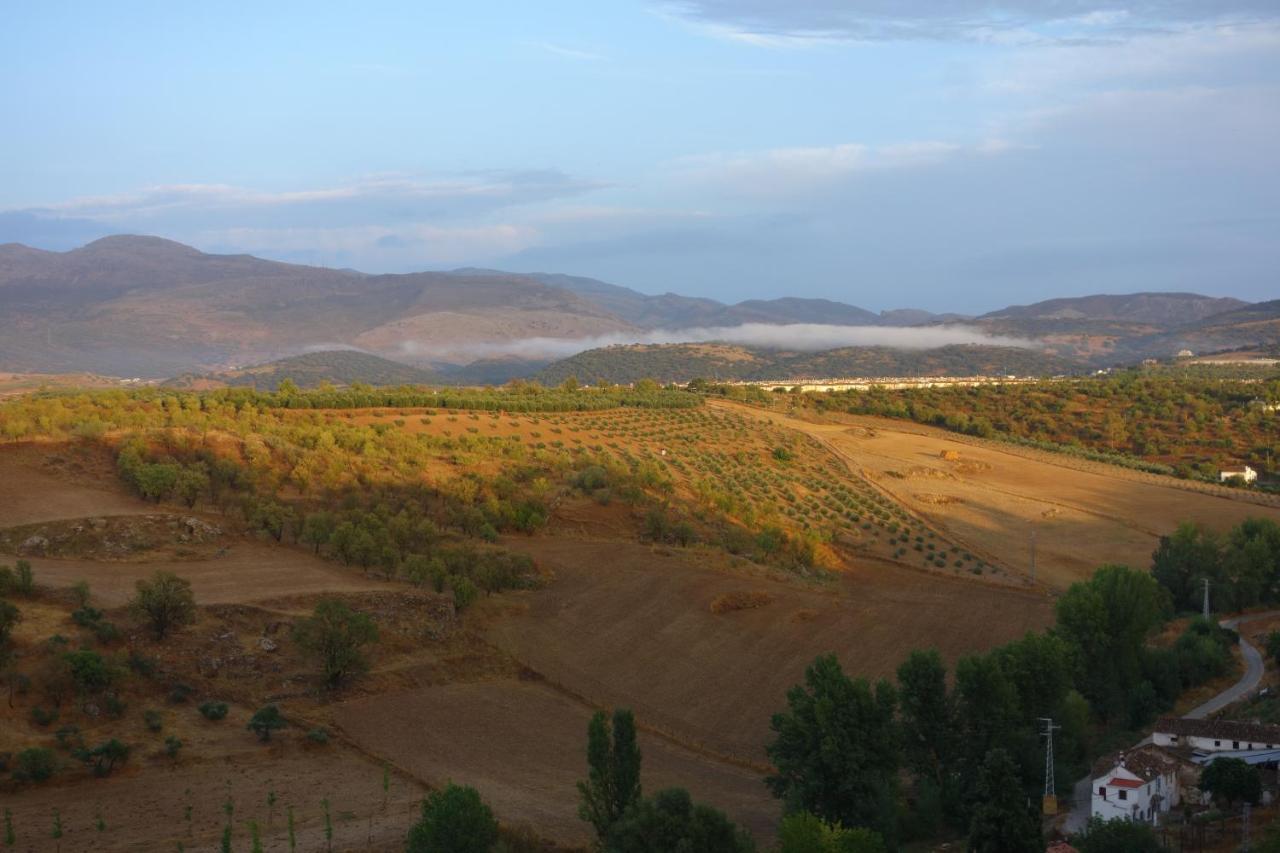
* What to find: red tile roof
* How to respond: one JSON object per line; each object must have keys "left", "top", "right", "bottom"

{"left": 1107, "top": 777, "right": 1143, "bottom": 789}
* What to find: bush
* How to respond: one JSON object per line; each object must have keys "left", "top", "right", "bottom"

{"left": 306, "top": 727, "right": 330, "bottom": 745}
{"left": 164, "top": 736, "right": 183, "bottom": 758}
{"left": 30, "top": 706, "right": 58, "bottom": 727}
{"left": 144, "top": 709, "right": 163, "bottom": 732}
{"left": 12, "top": 747, "right": 56, "bottom": 783}
{"left": 248, "top": 705, "right": 286, "bottom": 742}
{"left": 451, "top": 576, "right": 479, "bottom": 612}
{"left": 168, "top": 683, "right": 195, "bottom": 704}
{"left": 81, "top": 739, "right": 129, "bottom": 777}
{"left": 13, "top": 560, "right": 34, "bottom": 596}
{"left": 292, "top": 599, "right": 379, "bottom": 688}
{"left": 129, "top": 571, "right": 196, "bottom": 640}
{"left": 407, "top": 784, "right": 498, "bottom": 853}
{"left": 199, "top": 701, "right": 229, "bottom": 721}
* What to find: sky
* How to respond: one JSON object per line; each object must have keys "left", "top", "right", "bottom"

{"left": 1, "top": 1, "right": 1277, "bottom": 313}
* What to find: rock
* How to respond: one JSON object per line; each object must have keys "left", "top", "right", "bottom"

{"left": 182, "top": 517, "right": 222, "bottom": 542}
{"left": 18, "top": 535, "right": 49, "bottom": 556}
{"left": 257, "top": 636, "right": 278, "bottom": 653}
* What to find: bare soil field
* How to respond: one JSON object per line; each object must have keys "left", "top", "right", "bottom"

{"left": 0, "top": 444, "right": 151, "bottom": 527}
{"left": 486, "top": 536, "right": 1052, "bottom": 765}
{"left": 24, "top": 544, "right": 385, "bottom": 607}
{"left": 336, "top": 680, "right": 777, "bottom": 846}
{"left": 0, "top": 730, "right": 426, "bottom": 852}
{"left": 719, "top": 402, "right": 1280, "bottom": 589}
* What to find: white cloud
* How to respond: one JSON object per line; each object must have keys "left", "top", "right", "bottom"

{"left": 398, "top": 322, "right": 1035, "bottom": 362}
{"left": 659, "top": 1, "right": 1279, "bottom": 44}
{"left": 33, "top": 171, "right": 604, "bottom": 229}
{"left": 531, "top": 41, "right": 605, "bottom": 61}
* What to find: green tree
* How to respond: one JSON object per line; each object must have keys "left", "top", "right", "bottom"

{"left": 406, "top": 784, "right": 498, "bottom": 853}
{"left": 895, "top": 649, "right": 956, "bottom": 790}
{"left": 292, "top": 599, "right": 378, "bottom": 688}
{"left": 0, "top": 599, "right": 20, "bottom": 647}
{"left": 135, "top": 462, "right": 180, "bottom": 502}
{"left": 13, "top": 561, "right": 34, "bottom": 596}
{"left": 64, "top": 649, "right": 116, "bottom": 694}
{"left": 300, "top": 512, "right": 335, "bottom": 554}
{"left": 1071, "top": 816, "right": 1164, "bottom": 853}
{"left": 766, "top": 654, "right": 899, "bottom": 843}
{"left": 130, "top": 571, "right": 196, "bottom": 640}
{"left": 1199, "top": 756, "right": 1261, "bottom": 807}
{"left": 778, "top": 812, "right": 885, "bottom": 853}
{"left": 247, "top": 705, "right": 286, "bottom": 742}
{"left": 577, "top": 708, "right": 643, "bottom": 841}
{"left": 1268, "top": 631, "right": 1280, "bottom": 668}
{"left": 1151, "top": 523, "right": 1220, "bottom": 611}
{"left": 173, "top": 466, "right": 210, "bottom": 508}
{"left": 966, "top": 749, "right": 1042, "bottom": 853}
{"left": 606, "top": 788, "right": 755, "bottom": 853}
{"left": 1055, "top": 564, "right": 1167, "bottom": 718}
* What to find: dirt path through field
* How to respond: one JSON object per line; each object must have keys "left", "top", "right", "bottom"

{"left": 715, "top": 401, "right": 1280, "bottom": 588}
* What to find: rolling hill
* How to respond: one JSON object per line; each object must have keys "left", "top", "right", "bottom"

{"left": 164, "top": 350, "right": 440, "bottom": 390}
{"left": 0, "top": 237, "right": 632, "bottom": 376}
{"left": 536, "top": 342, "right": 1081, "bottom": 385}
{"left": 0, "top": 236, "right": 1265, "bottom": 378}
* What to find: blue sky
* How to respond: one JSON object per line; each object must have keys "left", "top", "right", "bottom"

{"left": 2, "top": 1, "right": 1277, "bottom": 312}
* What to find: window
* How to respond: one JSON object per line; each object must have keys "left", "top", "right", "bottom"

{"left": 1119, "top": 790, "right": 1128, "bottom": 801}
{"left": 1098, "top": 786, "right": 1106, "bottom": 798}
{"left": 1233, "top": 741, "right": 1240, "bottom": 750}
{"left": 1215, "top": 740, "right": 1222, "bottom": 747}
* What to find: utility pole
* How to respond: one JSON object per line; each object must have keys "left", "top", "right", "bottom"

{"left": 1040, "top": 717, "right": 1061, "bottom": 815}
{"left": 1203, "top": 577, "right": 1211, "bottom": 620}
{"left": 1243, "top": 801, "right": 1251, "bottom": 852}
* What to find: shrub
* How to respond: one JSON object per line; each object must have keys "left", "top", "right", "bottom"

{"left": 306, "top": 727, "right": 330, "bottom": 745}
{"left": 129, "top": 571, "right": 196, "bottom": 640}
{"left": 30, "top": 706, "right": 58, "bottom": 727}
{"left": 248, "top": 705, "right": 285, "bottom": 742}
{"left": 199, "top": 701, "right": 229, "bottom": 721}
{"left": 12, "top": 747, "right": 56, "bottom": 783}
{"left": 451, "top": 576, "right": 479, "bottom": 612}
{"left": 407, "top": 784, "right": 498, "bottom": 853}
{"left": 13, "top": 560, "right": 34, "bottom": 596}
{"left": 81, "top": 739, "right": 129, "bottom": 777}
{"left": 164, "top": 736, "right": 183, "bottom": 758}
{"left": 292, "top": 599, "right": 379, "bottom": 688}
{"left": 144, "top": 709, "right": 163, "bottom": 732}
{"left": 168, "top": 683, "right": 195, "bottom": 704}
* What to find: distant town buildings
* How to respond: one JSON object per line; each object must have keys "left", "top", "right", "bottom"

{"left": 1176, "top": 349, "right": 1195, "bottom": 358}
{"left": 1219, "top": 465, "right": 1258, "bottom": 484}
{"left": 1250, "top": 397, "right": 1279, "bottom": 414}
{"left": 1153, "top": 717, "right": 1280, "bottom": 755}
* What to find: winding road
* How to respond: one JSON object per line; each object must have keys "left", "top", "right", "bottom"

{"left": 1063, "top": 611, "right": 1279, "bottom": 833}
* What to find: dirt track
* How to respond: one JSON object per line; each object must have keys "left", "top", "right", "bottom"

{"left": 717, "top": 402, "right": 1280, "bottom": 588}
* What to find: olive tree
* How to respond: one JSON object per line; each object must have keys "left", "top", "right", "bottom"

{"left": 130, "top": 571, "right": 196, "bottom": 640}
{"left": 292, "top": 599, "right": 378, "bottom": 688}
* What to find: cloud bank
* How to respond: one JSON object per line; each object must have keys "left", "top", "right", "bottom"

{"left": 398, "top": 323, "right": 1036, "bottom": 363}
{"left": 662, "top": 1, "right": 1276, "bottom": 43}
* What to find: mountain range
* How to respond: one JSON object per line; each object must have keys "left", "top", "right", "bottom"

{"left": 1, "top": 235, "right": 1276, "bottom": 379}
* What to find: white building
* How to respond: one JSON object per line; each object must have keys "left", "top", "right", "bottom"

{"left": 1091, "top": 745, "right": 1190, "bottom": 824}
{"left": 1153, "top": 717, "right": 1280, "bottom": 753}
{"left": 1219, "top": 465, "right": 1258, "bottom": 484}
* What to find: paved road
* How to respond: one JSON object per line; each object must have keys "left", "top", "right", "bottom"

{"left": 1184, "top": 612, "right": 1273, "bottom": 719}
{"left": 1062, "top": 611, "right": 1280, "bottom": 833}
